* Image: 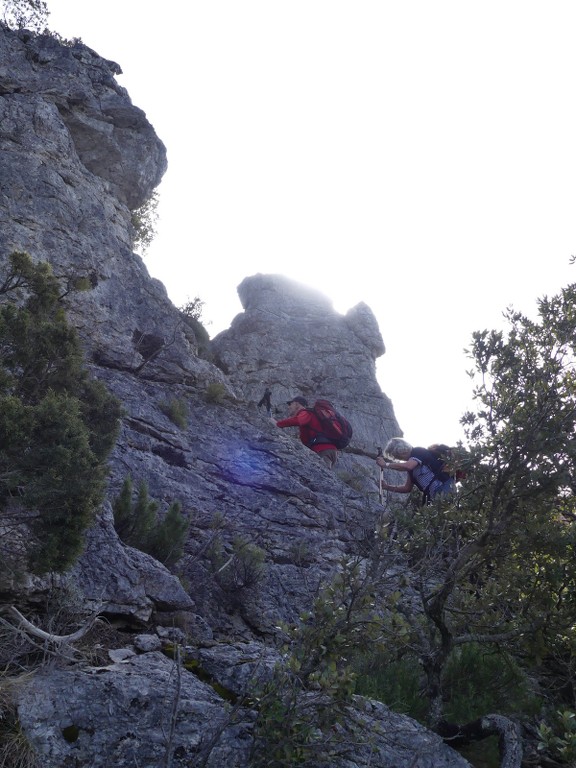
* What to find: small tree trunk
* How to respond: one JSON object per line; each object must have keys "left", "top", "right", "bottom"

{"left": 437, "top": 713, "right": 522, "bottom": 768}
{"left": 481, "top": 715, "right": 522, "bottom": 768}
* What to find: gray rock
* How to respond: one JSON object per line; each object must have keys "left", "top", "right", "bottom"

{"left": 108, "top": 647, "right": 136, "bottom": 662}
{"left": 213, "top": 273, "right": 401, "bottom": 461}
{"left": 16, "top": 652, "right": 470, "bottom": 768}
{"left": 0, "top": 24, "right": 471, "bottom": 768}
{"left": 17, "top": 652, "right": 254, "bottom": 768}
{"left": 133, "top": 634, "right": 162, "bottom": 653}
{"left": 69, "top": 502, "right": 194, "bottom": 622}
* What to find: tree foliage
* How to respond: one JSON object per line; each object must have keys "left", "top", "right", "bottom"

{"left": 179, "top": 296, "right": 205, "bottom": 322}
{"left": 150, "top": 500, "right": 189, "bottom": 567}
{"left": 178, "top": 296, "right": 213, "bottom": 361}
{"left": 0, "top": 252, "right": 121, "bottom": 573}
{"left": 113, "top": 476, "right": 189, "bottom": 568}
{"left": 251, "top": 558, "right": 382, "bottom": 766}
{"left": 113, "top": 476, "right": 157, "bottom": 550}
{"left": 131, "top": 191, "right": 159, "bottom": 257}
{"left": 353, "top": 281, "right": 576, "bottom": 764}
{"left": 0, "top": 0, "right": 49, "bottom": 31}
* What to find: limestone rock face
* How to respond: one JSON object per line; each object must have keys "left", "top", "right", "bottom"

{"left": 17, "top": 652, "right": 255, "bottom": 768}
{"left": 0, "top": 26, "right": 231, "bottom": 384}
{"left": 0, "top": 28, "right": 164, "bottom": 208}
{"left": 0, "top": 25, "right": 472, "bottom": 768}
{"left": 17, "top": 651, "right": 471, "bottom": 768}
{"left": 69, "top": 503, "right": 194, "bottom": 622}
{"left": 213, "top": 273, "right": 400, "bottom": 458}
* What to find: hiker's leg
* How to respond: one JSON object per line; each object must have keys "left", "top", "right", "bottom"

{"left": 318, "top": 449, "right": 337, "bottom": 469}
{"left": 433, "top": 479, "right": 455, "bottom": 499}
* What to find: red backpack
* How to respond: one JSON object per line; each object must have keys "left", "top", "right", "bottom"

{"left": 308, "top": 399, "right": 353, "bottom": 449}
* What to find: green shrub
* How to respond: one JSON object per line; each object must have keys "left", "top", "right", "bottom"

{"left": 205, "top": 382, "right": 226, "bottom": 404}
{"left": 148, "top": 501, "right": 189, "bottom": 567}
{"left": 353, "top": 643, "right": 539, "bottom": 725}
{"left": 353, "top": 654, "right": 429, "bottom": 721}
{"left": 442, "top": 644, "right": 540, "bottom": 723}
{"left": 251, "top": 558, "right": 380, "bottom": 766}
{"left": 211, "top": 535, "right": 266, "bottom": 594}
{"left": 537, "top": 710, "right": 576, "bottom": 764}
{"left": 178, "top": 298, "right": 213, "bottom": 361}
{"left": 189, "top": 316, "right": 213, "bottom": 361}
{"left": 113, "top": 477, "right": 188, "bottom": 568}
{"left": 159, "top": 397, "right": 188, "bottom": 429}
{"left": 131, "top": 191, "right": 159, "bottom": 256}
{"left": 113, "top": 477, "right": 156, "bottom": 551}
{"left": 0, "top": 253, "right": 121, "bottom": 573}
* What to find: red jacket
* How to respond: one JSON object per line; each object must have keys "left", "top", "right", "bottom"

{"left": 276, "top": 409, "right": 337, "bottom": 454}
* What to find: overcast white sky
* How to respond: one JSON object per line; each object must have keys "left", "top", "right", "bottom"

{"left": 46, "top": 1, "right": 576, "bottom": 447}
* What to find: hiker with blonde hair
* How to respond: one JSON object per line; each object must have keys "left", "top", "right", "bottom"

{"left": 376, "top": 437, "right": 455, "bottom": 504}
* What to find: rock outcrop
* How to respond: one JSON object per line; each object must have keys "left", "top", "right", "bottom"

{"left": 212, "top": 272, "right": 400, "bottom": 457}
{"left": 0, "top": 24, "right": 471, "bottom": 768}
{"left": 17, "top": 651, "right": 468, "bottom": 768}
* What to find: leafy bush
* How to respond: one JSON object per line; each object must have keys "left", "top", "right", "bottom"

{"left": 148, "top": 501, "right": 189, "bottom": 567}
{"left": 210, "top": 535, "right": 266, "bottom": 596}
{"left": 353, "top": 643, "right": 539, "bottom": 725}
{"left": 131, "top": 191, "right": 159, "bottom": 256}
{"left": 353, "top": 654, "right": 429, "bottom": 721}
{"left": 112, "top": 476, "right": 157, "bottom": 551}
{"left": 251, "top": 558, "right": 382, "bottom": 766}
{"left": 178, "top": 297, "right": 213, "bottom": 361}
{"left": 442, "top": 644, "right": 540, "bottom": 723}
{"left": 538, "top": 710, "right": 576, "bottom": 764}
{"left": 179, "top": 297, "right": 205, "bottom": 321}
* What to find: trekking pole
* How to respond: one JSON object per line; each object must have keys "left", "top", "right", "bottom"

{"left": 377, "top": 446, "right": 384, "bottom": 505}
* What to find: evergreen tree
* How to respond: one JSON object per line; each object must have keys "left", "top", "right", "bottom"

{"left": 0, "top": 252, "right": 121, "bottom": 573}
{"left": 111, "top": 475, "right": 137, "bottom": 542}
{"left": 130, "top": 479, "right": 158, "bottom": 550}
{"left": 113, "top": 476, "right": 188, "bottom": 568}
{"left": 148, "top": 501, "right": 189, "bottom": 567}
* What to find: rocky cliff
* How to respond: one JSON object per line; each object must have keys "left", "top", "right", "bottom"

{"left": 0, "top": 24, "right": 471, "bottom": 768}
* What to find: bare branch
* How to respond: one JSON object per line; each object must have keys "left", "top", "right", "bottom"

{"left": 3, "top": 605, "right": 106, "bottom": 645}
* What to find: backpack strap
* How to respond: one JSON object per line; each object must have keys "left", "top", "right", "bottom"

{"left": 303, "top": 408, "right": 337, "bottom": 447}
{"left": 410, "top": 448, "right": 449, "bottom": 504}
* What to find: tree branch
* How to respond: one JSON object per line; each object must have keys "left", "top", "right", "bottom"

{"left": 3, "top": 605, "right": 105, "bottom": 645}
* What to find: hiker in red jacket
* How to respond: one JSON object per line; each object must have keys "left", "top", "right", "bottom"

{"left": 276, "top": 396, "right": 338, "bottom": 468}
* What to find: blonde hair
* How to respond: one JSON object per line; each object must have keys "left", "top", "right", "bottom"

{"left": 384, "top": 437, "right": 413, "bottom": 460}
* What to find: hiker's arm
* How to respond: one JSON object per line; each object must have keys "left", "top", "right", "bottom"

{"left": 380, "top": 475, "right": 413, "bottom": 493}
{"left": 375, "top": 457, "right": 416, "bottom": 493}
{"left": 276, "top": 416, "right": 299, "bottom": 427}
{"left": 277, "top": 410, "right": 312, "bottom": 428}
{"left": 376, "top": 458, "right": 418, "bottom": 472}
